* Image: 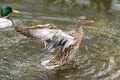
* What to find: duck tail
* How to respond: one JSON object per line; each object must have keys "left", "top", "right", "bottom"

{"left": 15, "top": 27, "right": 32, "bottom": 38}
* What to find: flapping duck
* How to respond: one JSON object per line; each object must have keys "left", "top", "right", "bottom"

{"left": 15, "top": 16, "right": 94, "bottom": 69}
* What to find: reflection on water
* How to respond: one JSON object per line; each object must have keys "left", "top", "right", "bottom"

{"left": 0, "top": 0, "right": 120, "bottom": 80}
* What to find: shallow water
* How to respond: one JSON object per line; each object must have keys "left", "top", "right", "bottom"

{"left": 0, "top": 0, "right": 120, "bottom": 80}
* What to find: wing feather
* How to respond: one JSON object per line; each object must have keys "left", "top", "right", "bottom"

{"left": 15, "top": 24, "right": 74, "bottom": 52}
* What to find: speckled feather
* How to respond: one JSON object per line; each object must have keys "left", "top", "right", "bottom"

{"left": 15, "top": 23, "right": 74, "bottom": 52}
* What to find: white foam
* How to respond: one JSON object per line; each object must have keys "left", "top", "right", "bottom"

{"left": 41, "top": 60, "right": 60, "bottom": 69}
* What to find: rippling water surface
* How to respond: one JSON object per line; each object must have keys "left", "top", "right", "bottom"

{"left": 0, "top": 0, "right": 120, "bottom": 80}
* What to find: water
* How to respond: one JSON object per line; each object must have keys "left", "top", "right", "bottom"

{"left": 0, "top": 0, "right": 120, "bottom": 80}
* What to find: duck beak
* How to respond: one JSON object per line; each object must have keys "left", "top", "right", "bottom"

{"left": 89, "top": 20, "right": 94, "bottom": 23}
{"left": 87, "top": 20, "right": 94, "bottom": 23}
{"left": 12, "top": 9, "right": 19, "bottom": 13}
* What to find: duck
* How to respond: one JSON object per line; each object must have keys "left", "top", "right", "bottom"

{"left": 15, "top": 16, "right": 94, "bottom": 69}
{"left": 0, "top": 6, "right": 19, "bottom": 28}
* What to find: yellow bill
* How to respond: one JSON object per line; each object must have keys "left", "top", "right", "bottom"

{"left": 12, "top": 9, "right": 19, "bottom": 13}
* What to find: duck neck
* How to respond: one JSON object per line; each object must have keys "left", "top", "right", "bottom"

{"left": 3, "top": 15, "right": 13, "bottom": 23}
{"left": 2, "top": 15, "right": 9, "bottom": 18}
{"left": 75, "top": 22, "right": 83, "bottom": 33}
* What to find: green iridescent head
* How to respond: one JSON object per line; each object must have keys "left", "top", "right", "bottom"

{"left": 1, "top": 6, "right": 19, "bottom": 17}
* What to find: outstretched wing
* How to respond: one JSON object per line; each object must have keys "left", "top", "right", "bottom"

{"left": 15, "top": 23, "right": 57, "bottom": 39}
{"left": 15, "top": 23, "right": 74, "bottom": 52}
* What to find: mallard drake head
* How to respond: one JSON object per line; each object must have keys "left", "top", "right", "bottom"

{"left": 1, "top": 6, "right": 19, "bottom": 17}
{"left": 79, "top": 16, "right": 94, "bottom": 24}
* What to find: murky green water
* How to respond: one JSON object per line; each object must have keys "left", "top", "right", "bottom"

{"left": 0, "top": 0, "right": 120, "bottom": 80}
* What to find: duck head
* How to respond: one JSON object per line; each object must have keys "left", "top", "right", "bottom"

{"left": 79, "top": 16, "right": 94, "bottom": 24}
{"left": 0, "top": 6, "right": 19, "bottom": 17}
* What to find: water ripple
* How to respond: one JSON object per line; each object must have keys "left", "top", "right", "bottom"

{"left": 93, "top": 57, "right": 115, "bottom": 78}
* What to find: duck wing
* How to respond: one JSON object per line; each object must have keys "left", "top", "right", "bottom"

{"left": 15, "top": 23, "right": 58, "bottom": 39}
{"left": 15, "top": 23, "right": 74, "bottom": 52}
{"left": 66, "top": 30, "right": 76, "bottom": 37}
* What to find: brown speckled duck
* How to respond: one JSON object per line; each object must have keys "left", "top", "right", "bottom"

{"left": 15, "top": 16, "right": 94, "bottom": 69}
